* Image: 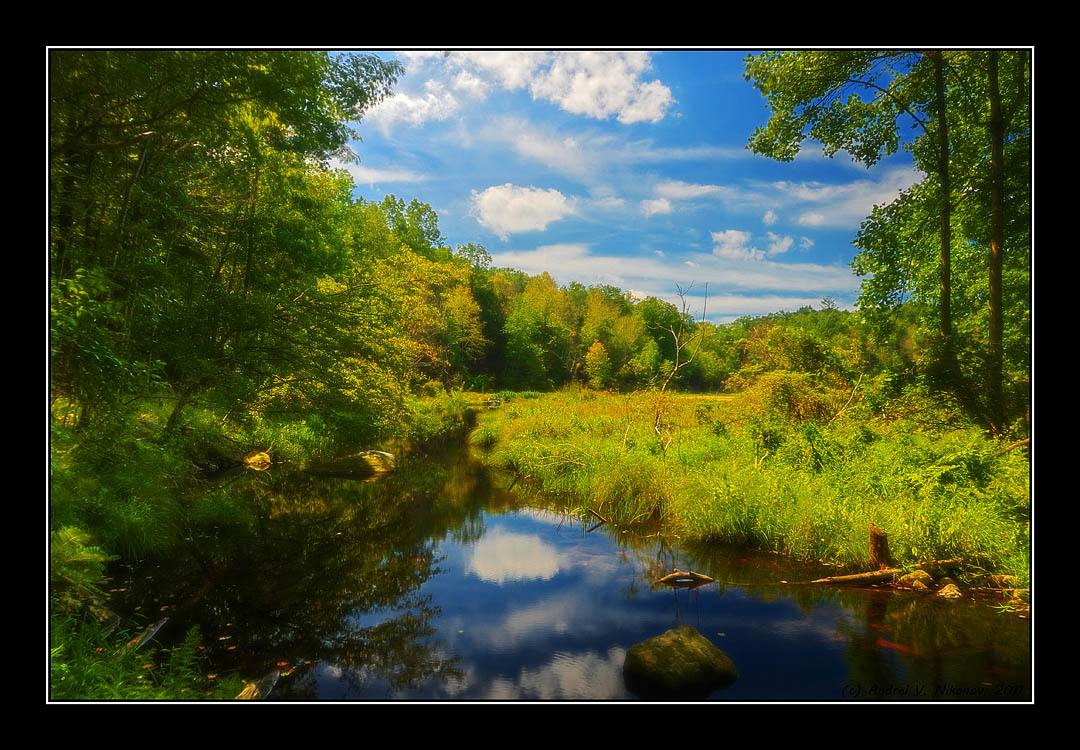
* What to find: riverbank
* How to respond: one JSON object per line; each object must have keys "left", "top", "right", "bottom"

{"left": 49, "top": 389, "right": 482, "bottom": 700}
{"left": 470, "top": 386, "right": 1031, "bottom": 590}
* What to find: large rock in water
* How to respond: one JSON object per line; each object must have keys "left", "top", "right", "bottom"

{"left": 301, "top": 450, "right": 396, "bottom": 478}
{"left": 623, "top": 625, "right": 737, "bottom": 699}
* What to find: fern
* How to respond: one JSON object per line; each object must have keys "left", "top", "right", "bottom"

{"left": 50, "top": 527, "right": 116, "bottom": 611}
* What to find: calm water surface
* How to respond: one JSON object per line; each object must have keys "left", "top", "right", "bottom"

{"left": 114, "top": 446, "right": 1031, "bottom": 702}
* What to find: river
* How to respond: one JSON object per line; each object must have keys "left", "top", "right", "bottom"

{"left": 108, "top": 443, "right": 1031, "bottom": 702}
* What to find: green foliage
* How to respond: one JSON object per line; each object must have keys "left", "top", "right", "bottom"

{"left": 584, "top": 340, "right": 613, "bottom": 389}
{"left": 50, "top": 528, "right": 116, "bottom": 613}
{"left": 746, "top": 49, "right": 1031, "bottom": 435}
{"left": 744, "top": 50, "right": 919, "bottom": 166}
{"left": 50, "top": 614, "right": 244, "bottom": 700}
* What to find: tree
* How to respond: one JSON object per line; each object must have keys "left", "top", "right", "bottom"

{"left": 49, "top": 50, "right": 404, "bottom": 435}
{"left": 501, "top": 273, "right": 573, "bottom": 389}
{"left": 745, "top": 49, "right": 1031, "bottom": 432}
{"left": 745, "top": 51, "right": 955, "bottom": 347}
{"left": 584, "top": 340, "right": 613, "bottom": 390}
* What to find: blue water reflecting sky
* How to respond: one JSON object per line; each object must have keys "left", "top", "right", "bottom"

{"left": 316, "top": 504, "right": 1028, "bottom": 702}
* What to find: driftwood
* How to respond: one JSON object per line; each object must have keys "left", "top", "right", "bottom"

{"left": 780, "top": 525, "right": 962, "bottom": 586}
{"left": 996, "top": 437, "right": 1030, "bottom": 455}
{"left": 122, "top": 617, "right": 168, "bottom": 652}
{"left": 657, "top": 570, "right": 715, "bottom": 589}
{"left": 791, "top": 558, "right": 964, "bottom": 586}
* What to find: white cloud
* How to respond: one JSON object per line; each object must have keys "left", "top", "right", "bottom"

{"left": 763, "top": 209, "right": 778, "bottom": 225}
{"left": 772, "top": 166, "right": 923, "bottom": 229}
{"left": 655, "top": 180, "right": 734, "bottom": 201}
{"left": 641, "top": 197, "right": 673, "bottom": 217}
{"left": 527, "top": 51, "right": 674, "bottom": 124}
{"left": 365, "top": 79, "right": 458, "bottom": 133}
{"left": 711, "top": 229, "right": 764, "bottom": 261}
{"left": 798, "top": 212, "right": 827, "bottom": 227}
{"left": 452, "top": 68, "right": 491, "bottom": 99}
{"left": 469, "top": 184, "right": 576, "bottom": 240}
{"left": 766, "top": 232, "right": 794, "bottom": 256}
{"left": 377, "top": 50, "right": 673, "bottom": 136}
{"left": 331, "top": 160, "right": 429, "bottom": 188}
{"left": 508, "top": 124, "right": 591, "bottom": 178}
{"left": 489, "top": 243, "right": 859, "bottom": 306}
{"left": 590, "top": 196, "right": 626, "bottom": 211}
{"left": 451, "top": 50, "right": 553, "bottom": 90}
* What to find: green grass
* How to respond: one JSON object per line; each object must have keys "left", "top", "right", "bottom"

{"left": 471, "top": 386, "right": 1031, "bottom": 585}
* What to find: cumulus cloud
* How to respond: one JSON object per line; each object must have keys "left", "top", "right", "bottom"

{"left": 470, "top": 184, "right": 576, "bottom": 240}
{"left": 763, "top": 209, "right": 778, "bottom": 225}
{"left": 452, "top": 50, "right": 553, "bottom": 91}
{"left": 711, "top": 229, "right": 764, "bottom": 261}
{"left": 527, "top": 51, "right": 674, "bottom": 124}
{"left": 373, "top": 50, "right": 674, "bottom": 134}
{"left": 365, "top": 79, "right": 458, "bottom": 133}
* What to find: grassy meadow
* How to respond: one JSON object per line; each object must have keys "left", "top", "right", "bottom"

{"left": 471, "top": 382, "right": 1030, "bottom": 587}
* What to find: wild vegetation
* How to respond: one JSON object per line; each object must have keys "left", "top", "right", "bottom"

{"left": 48, "top": 49, "right": 1030, "bottom": 699}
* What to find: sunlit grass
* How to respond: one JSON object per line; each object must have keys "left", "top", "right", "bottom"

{"left": 472, "top": 387, "right": 1030, "bottom": 583}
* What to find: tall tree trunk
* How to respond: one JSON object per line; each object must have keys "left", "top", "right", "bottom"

{"left": 987, "top": 50, "right": 1006, "bottom": 434}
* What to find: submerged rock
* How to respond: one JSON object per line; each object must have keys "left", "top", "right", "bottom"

{"left": 301, "top": 450, "right": 396, "bottom": 478}
{"left": 243, "top": 451, "right": 273, "bottom": 471}
{"left": 898, "top": 569, "right": 935, "bottom": 589}
{"left": 623, "top": 625, "right": 737, "bottom": 699}
{"left": 937, "top": 583, "right": 962, "bottom": 599}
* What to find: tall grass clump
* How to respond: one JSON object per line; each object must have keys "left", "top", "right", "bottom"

{"left": 51, "top": 418, "right": 192, "bottom": 560}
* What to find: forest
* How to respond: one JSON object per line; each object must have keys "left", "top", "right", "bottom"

{"left": 49, "top": 49, "right": 1030, "bottom": 700}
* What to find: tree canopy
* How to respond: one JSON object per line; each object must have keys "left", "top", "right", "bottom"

{"left": 745, "top": 49, "right": 1031, "bottom": 434}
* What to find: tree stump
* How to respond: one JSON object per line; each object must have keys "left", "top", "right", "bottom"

{"left": 869, "top": 523, "right": 894, "bottom": 570}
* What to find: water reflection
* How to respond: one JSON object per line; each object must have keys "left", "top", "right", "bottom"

{"left": 466, "top": 527, "right": 562, "bottom": 584}
{"left": 485, "top": 647, "right": 628, "bottom": 700}
{"left": 110, "top": 446, "right": 1030, "bottom": 701}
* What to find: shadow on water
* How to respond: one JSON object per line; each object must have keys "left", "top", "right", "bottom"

{"left": 108, "top": 443, "right": 1031, "bottom": 701}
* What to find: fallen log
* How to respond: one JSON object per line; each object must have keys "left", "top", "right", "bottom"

{"left": 786, "top": 558, "right": 965, "bottom": 586}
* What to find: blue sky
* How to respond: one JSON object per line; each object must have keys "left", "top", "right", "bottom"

{"left": 333, "top": 49, "right": 923, "bottom": 324}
